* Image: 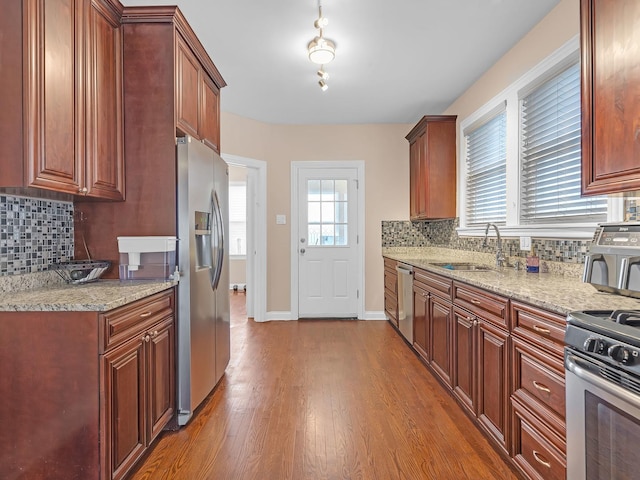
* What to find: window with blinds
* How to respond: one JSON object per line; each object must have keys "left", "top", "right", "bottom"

{"left": 520, "top": 59, "right": 607, "bottom": 224}
{"left": 465, "top": 110, "right": 507, "bottom": 226}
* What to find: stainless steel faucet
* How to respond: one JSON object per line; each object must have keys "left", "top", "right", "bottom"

{"left": 483, "top": 223, "right": 505, "bottom": 267}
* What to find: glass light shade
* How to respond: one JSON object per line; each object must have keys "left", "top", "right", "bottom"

{"left": 308, "top": 37, "right": 335, "bottom": 65}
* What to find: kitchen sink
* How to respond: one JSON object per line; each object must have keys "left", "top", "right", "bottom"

{"left": 430, "top": 262, "right": 494, "bottom": 272}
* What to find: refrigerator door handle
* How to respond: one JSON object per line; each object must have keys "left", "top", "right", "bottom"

{"left": 210, "top": 190, "right": 225, "bottom": 291}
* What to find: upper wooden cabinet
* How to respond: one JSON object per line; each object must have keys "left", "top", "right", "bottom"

{"left": 121, "top": 7, "right": 225, "bottom": 155}
{"left": 0, "top": 0, "right": 124, "bottom": 200}
{"left": 175, "top": 33, "right": 222, "bottom": 152}
{"left": 406, "top": 116, "right": 457, "bottom": 220}
{"left": 581, "top": 0, "right": 640, "bottom": 195}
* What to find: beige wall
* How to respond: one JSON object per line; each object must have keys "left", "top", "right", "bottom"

{"left": 220, "top": 0, "right": 578, "bottom": 315}
{"left": 444, "top": 0, "right": 579, "bottom": 122}
{"left": 221, "top": 113, "right": 411, "bottom": 314}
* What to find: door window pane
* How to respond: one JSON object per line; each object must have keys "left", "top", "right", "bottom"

{"left": 307, "top": 178, "right": 349, "bottom": 247}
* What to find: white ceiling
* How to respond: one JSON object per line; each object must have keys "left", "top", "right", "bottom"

{"left": 120, "top": 0, "right": 561, "bottom": 125}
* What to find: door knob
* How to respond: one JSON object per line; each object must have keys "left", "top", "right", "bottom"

{"left": 300, "top": 248, "right": 306, "bottom": 254}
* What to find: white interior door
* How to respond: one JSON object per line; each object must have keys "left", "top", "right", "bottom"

{"left": 297, "top": 167, "right": 359, "bottom": 318}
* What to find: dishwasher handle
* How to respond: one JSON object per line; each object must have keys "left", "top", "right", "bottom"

{"left": 396, "top": 263, "right": 414, "bottom": 275}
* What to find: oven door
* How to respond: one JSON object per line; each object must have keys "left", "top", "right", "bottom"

{"left": 565, "top": 350, "right": 640, "bottom": 479}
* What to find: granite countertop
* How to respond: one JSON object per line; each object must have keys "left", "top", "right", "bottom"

{"left": 383, "top": 248, "right": 640, "bottom": 316}
{"left": 0, "top": 279, "right": 177, "bottom": 312}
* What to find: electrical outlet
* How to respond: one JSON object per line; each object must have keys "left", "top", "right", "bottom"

{"left": 520, "top": 236, "right": 532, "bottom": 251}
{"left": 276, "top": 214, "right": 287, "bottom": 225}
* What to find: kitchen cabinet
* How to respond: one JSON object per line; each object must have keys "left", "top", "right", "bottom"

{"left": 75, "top": 6, "right": 226, "bottom": 270}
{"left": 0, "top": 288, "right": 175, "bottom": 480}
{"left": 383, "top": 258, "right": 398, "bottom": 326}
{"left": 0, "top": 0, "right": 124, "bottom": 200}
{"left": 176, "top": 34, "right": 222, "bottom": 152}
{"left": 510, "top": 301, "right": 566, "bottom": 479}
{"left": 452, "top": 281, "right": 510, "bottom": 455}
{"left": 405, "top": 115, "right": 457, "bottom": 220}
{"left": 101, "top": 290, "right": 175, "bottom": 480}
{"left": 413, "top": 268, "right": 454, "bottom": 386}
{"left": 581, "top": 0, "right": 640, "bottom": 195}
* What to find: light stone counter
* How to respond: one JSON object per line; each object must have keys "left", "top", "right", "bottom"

{"left": 0, "top": 279, "right": 177, "bottom": 312}
{"left": 383, "top": 247, "right": 640, "bottom": 316}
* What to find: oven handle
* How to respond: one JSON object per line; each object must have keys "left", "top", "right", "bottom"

{"left": 566, "top": 353, "right": 640, "bottom": 409}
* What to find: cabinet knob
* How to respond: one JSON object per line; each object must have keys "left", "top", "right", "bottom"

{"left": 78, "top": 187, "right": 88, "bottom": 195}
{"left": 144, "top": 334, "right": 151, "bottom": 343}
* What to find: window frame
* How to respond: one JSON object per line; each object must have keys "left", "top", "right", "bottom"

{"left": 457, "top": 35, "right": 622, "bottom": 239}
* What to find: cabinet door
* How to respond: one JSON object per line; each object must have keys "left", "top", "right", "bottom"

{"left": 429, "top": 294, "right": 452, "bottom": 387}
{"left": 409, "top": 140, "right": 420, "bottom": 219}
{"left": 23, "top": 0, "right": 84, "bottom": 194}
{"left": 147, "top": 317, "right": 175, "bottom": 443}
{"left": 581, "top": 0, "right": 640, "bottom": 195}
{"left": 453, "top": 307, "right": 475, "bottom": 414}
{"left": 175, "top": 34, "right": 200, "bottom": 138}
{"left": 413, "top": 283, "right": 429, "bottom": 360}
{"left": 477, "top": 319, "right": 510, "bottom": 454}
{"left": 200, "top": 74, "right": 220, "bottom": 153}
{"left": 103, "top": 336, "right": 146, "bottom": 480}
{"left": 86, "top": 0, "right": 124, "bottom": 200}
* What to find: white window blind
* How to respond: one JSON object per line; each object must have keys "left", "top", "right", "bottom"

{"left": 520, "top": 60, "right": 607, "bottom": 224}
{"left": 229, "top": 183, "right": 246, "bottom": 256}
{"left": 465, "top": 110, "right": 507, "bottom": 226}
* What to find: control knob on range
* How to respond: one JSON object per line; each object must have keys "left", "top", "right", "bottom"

{"left": 608, "top": 345, "right": 634, "bottom": 365}
{"left": 584, "top": 337, "right": 607, "bottom": 354}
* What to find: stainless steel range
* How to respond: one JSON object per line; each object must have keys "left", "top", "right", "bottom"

{"left": 565, "top": 308, "right": 640, "bottom": 478}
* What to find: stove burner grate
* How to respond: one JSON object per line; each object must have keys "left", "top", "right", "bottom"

{"left": 609, "top": 310, "right": 640, "bottom": 326}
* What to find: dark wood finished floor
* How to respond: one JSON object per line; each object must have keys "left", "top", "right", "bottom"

{"left": 129, "top": 293, "right": 519, "bottom": 480}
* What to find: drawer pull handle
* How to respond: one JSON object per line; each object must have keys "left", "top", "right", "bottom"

{"left": 470, "top": 299, "right": 481, "bottom": 305}
{"left": 533, "top": 325, "right": 550, "bottom": 334}
{"left": 140, "top": 311, "right": 152, "bottom": 318}
{"left": 533, "top": 450, "right": 551, "bottom": 468}
{"left": 532, "top": 381, "right": 551, "bottom": 393}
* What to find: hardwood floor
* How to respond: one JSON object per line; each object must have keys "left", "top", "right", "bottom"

{"left": 129, "top": 292, "right": 519, "bottom": 479}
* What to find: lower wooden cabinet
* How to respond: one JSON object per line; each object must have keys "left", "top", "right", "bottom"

{"left": 0, "top": 288, "right": 176, "bottom": 480}
{"left": 382, "top": 260, "right": 567, "bottom": 480}
{"left": 383, "top": 258, "right": 398, "bottom": 326}
{"left": 512, "top": 398, "right": 566, "bottom": 480}
{"left": 429, "top": 293, "right": 453, "bottom": 387}
{"left": 476, "top": 319, "right": 510, "bottom": 453}
{"left": 101, "top": 290, "right": 176, "bottom": 480}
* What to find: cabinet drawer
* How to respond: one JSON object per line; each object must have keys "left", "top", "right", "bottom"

{"left": 511, "top": 301, "right": 565, "bottom": 355}
{"left": 414, "top": 268, "right": 452, "bottom": 298}
{"left": 512, "top": 399, "right": 566, "bottom": 480}
{"left": 101, "top": 289, "right": 175, "bottom": 352}
{"left": 383, "top": 257, "right": 397, "bottom": 271}
{"left": 384, "top": 270, "right": 398, "bottom": 295}
{"left": 384, "top": 292, "right": 397, "bottom": 323}
{"left": 453, "top": 281, "right": 508, "bottom": 329}
{"left": 512, "top": 337, "right": 565, "bottom": 431}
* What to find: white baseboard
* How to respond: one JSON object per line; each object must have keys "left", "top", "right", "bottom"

{"left": 362, "top": 311, "right": 388, "bottom": 320}
{"left": 264, "top": 311, "right": 295, "bottom": 322}
{"left": 261, "top": 311, "right": 388, "bottom": 322}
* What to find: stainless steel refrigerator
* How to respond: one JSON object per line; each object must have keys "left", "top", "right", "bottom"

{"left": 176, "top": 136, "right": 230, "bottom": 426}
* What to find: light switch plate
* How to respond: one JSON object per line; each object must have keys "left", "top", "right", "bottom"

{"left": 520, "top": 236, "right": 532, "bottom": 251}
{"left": 276, "top": 214, "right": 286, "bottom": 225}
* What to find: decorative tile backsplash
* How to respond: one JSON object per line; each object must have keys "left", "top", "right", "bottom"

{"left": 381, "top": 218, "right": 591, "bottom": 264}
{"left": 0, "top": 194, "right": 74, "bottom": 276}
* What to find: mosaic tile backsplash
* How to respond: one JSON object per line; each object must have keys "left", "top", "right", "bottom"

{"left": 0, "top": 194, "right": 74, "bottom": 276}
{"left": 381, "top": 218, "right": 591, "bottom": 264}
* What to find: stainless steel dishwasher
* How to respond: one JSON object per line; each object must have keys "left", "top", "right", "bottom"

{"left": 396, "top": 263, "right": 414, "bottom": 343}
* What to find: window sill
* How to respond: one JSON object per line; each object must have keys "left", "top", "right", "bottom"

{"left": 456, "top": 224, "right": 598, "bottom": 240}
